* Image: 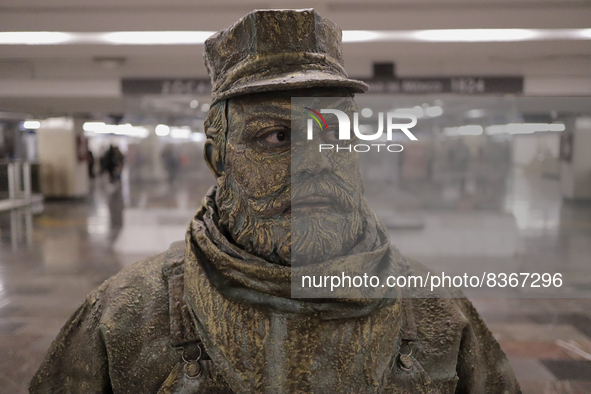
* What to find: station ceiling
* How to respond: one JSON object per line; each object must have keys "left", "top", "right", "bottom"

{"left": 0, "top": 0, "right": 590, "bottom": 118}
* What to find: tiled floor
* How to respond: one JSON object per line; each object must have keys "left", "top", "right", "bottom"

{"left": 471, "top": 299, "right": 591, "bottom": 393}
{"left": 0, "top": 168, "right": 590, "bottom": 393}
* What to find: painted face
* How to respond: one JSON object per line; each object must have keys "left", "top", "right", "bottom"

{"left": 216, "top": 89, "right": 365, "bottom": 266}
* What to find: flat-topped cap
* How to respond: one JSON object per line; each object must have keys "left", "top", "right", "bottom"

{"left": 204, "top": 9, "right": 368, "bottom": 103}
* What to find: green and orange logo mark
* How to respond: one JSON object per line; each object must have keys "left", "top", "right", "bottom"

{"left": 304, "top": 107, "right": 328, "bottom": 131}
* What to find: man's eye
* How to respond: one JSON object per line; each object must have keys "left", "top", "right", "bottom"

{"left": 260, "top": 128, "right": 291, "bottom": 147}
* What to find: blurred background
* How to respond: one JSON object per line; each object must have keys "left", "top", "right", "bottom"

{"left": 0, "top": 1, "right": 590, "bottom": 392}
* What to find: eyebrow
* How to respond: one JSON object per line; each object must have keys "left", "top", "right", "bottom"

{"left": 244, "top": 107, "right": 291, "bottom": 123}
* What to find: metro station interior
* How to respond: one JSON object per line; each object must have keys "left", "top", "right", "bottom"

{"left": 1, "top": 1, "right": 591, "bottom": 392}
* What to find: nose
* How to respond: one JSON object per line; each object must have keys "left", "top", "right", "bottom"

{"left": 292, "top": 141, "right": 332, "bottom": 179}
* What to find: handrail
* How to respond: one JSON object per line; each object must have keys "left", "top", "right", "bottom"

{"left": 2, "top": 160, "right": 35, "bottom": 200}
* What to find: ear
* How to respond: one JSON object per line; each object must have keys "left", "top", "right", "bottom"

{"left": 204, "top": 139, "right": 225, "bottom": 178}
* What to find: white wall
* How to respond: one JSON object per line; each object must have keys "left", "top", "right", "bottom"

{"left": 37, "top": 117, "right": 89, "bottom": 197}
{"left": 561, "top": 117, "right": 591, "bottom": 200}
{"left": 512, "top": 133, "right": 560, "bottom": 167}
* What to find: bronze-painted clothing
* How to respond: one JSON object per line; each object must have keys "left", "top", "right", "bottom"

{"left": 30, "top": 189, "right": 520, "bottom": 393}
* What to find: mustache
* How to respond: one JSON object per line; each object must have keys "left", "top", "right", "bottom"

{"left": 291, "top": 174, "right": 360, "bottom": 213}
{"left": 224, "top": 172, "right": 361, "bottom": 218}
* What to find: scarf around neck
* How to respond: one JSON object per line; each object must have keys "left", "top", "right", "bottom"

{"left": 183, "top": 186, "right": 407, "bottom": 393}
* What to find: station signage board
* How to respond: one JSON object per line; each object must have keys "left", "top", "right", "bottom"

{"left": 121, "top": 76, "right": 523, "bottom": 96}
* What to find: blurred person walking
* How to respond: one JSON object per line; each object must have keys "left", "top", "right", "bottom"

{"left": 162, "top": 144, "right": 180, "bottom": 185}
{"left": 103, "top": 144, "right": 125, "bottom": 183}
{"left": 87, "top": 148, "right": 95, "bottom": 179}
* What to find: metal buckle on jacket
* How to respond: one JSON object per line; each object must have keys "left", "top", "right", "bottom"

{"left": 181, "top": 345, "right": 203, "bottom": 380}
{"left": 398, "top": 342, "right": 414, "bottom": 372}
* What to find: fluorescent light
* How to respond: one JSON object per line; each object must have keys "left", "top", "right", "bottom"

{"left": 443, "top": 127, "right": 459, "bottom": 136}
{"left": 465, "top": 109, "right": 486, "bottom": 118}
{"left": 358, "top": 29, "right": 591, "bottom": 43}
{"left": 155, "top": 124, "right": 170, "bottom": 136}
{"left": 485, "top": 125, "right": 507, "bottom": 135}
{"left": 441, "top": 125, "right": 483, "bottom": 136}
{"left": 458, "top": 125, "right": 484, "bottom": 135}
{"left": 170, "top": 127, "right": 191, "bottom": 139}
{"left": 425, "top": 106, "right": 443, "bottom": 117}
{"left": 101, "top": 31, "right": 214, "bottom": 45}
{"left": 361, "top": 108, "right": 373, "bottom": 118}
{"left": 0, "top": 31, "right": 213, "bottom": 45}
{"left": 0, "top": 29, "right": 589, "bottom": 45}
{"left": 342, "top": 30, "right": 384, "bottom": 43}
{"left": 42, "top": 117, "right": 73, "bottom": 129}
{"left": 23, "top": 120, "right": 41, "bottom": 129}
{"left": 190, "top": 100, "right": 199, "bottom": 109}
{"left": 83, "top": 122, "right": 149, "bottom": 138}
{"left": 485, "top": 123, "right": 565, "bottom": 135}
{"left": 413, "top": 29, "right": 538, "bottom": 42}
{"left": 83, "top": 121, "right": 105, "bottom": 131}
{"left": 576, "top": 118, "right": 591, "bottom": 129}
{"left": 0, "top": 32, "right": 74, "bottom": 45}
{"left": 191, "top": 132, "right": 206, "bottom": 142}
{"left": 343, "top": 29, "right": 591, "bottom": 43}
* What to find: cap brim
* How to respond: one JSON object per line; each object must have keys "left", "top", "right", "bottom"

{"left": 213, "top": 70, "right": 369, "bottom": 103}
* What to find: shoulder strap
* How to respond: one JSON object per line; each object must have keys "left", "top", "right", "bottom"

{"left": 162, "top": 242, "right": 203, "bottom": 352}
{"left": 400, "top": 257, "right": 418, "bottom": 342}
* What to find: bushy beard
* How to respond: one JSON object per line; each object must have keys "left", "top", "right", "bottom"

{"left": 216, "top": 173, "right": 365, "bottom": 266}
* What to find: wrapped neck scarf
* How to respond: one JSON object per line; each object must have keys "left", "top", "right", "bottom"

{"left": 184, "top": 187, "right": 406, "bottom": 393}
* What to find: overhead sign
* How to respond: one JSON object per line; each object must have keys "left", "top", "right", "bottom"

{"left": 122, "top": 78, "right": 212, "bottom": 95}
{"left": 363, "top": 76, "right": 523, "bottom": 94}
{"left": 121, "top": 76, "right": 523, "bottom": 96}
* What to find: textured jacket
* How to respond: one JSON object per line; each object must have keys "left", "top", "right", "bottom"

{"left": 31, "top": 189, "right": 520, "bottom": 393}
{"left": 30, "top": 243, "right": 520, "bottom": 394}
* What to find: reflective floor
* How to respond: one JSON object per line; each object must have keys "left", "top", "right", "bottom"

{"left": 1, "top": 168, "right": 590, "bottom": 393}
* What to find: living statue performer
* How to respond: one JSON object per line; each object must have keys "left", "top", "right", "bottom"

{"left": 30, "top": 9, "right": 520, "bottom": 394}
